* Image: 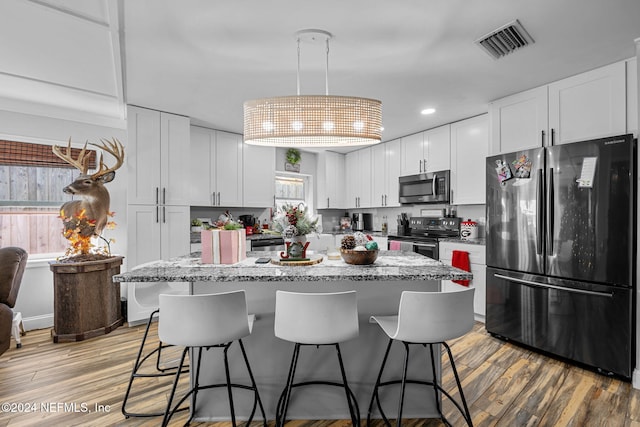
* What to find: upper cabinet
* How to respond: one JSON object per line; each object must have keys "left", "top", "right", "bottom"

{"left": 548, "top": 61, "right": 626, "bottom": 145}
{"left": 345, "top": 148, "right": 372, "bottom": 208}
{"left": 127, "top": 106, "right": 190, "bottom": 206}
{"left": 243, "top": 144, "right": 276, "bottom": 207}
{"left": 489, "top": 61, "right": 627, "bottom": 154}
{"left": 489, "top": 86, "right": 548, "bottom": 154}
{"left": 372, "top": 138, "right": 401, "bottom": 207}
{"left": 400, "top": 125, "right": 450, "bottom": 176}
{"left": 450, "top": 114, "right": 489, "bottom": 205}
{"left": 317, "top": 151, "right": 346, "bottom": 209}
{"left": 189, "top": 127, "right": 243, "bottom": 207}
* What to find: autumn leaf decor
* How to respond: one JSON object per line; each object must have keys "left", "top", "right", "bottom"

{"left": 59, "top": 208, "right": 116, "bottom": 260}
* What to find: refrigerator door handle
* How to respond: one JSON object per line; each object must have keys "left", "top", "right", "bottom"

{"left": 536, "top": 169, "right": 543, "bottom": 255}
{"left": 547, "top": 168, "right": 554, "bottom": 255}
{"left": 494, "top": 274, "right": 613, "bottom": 298}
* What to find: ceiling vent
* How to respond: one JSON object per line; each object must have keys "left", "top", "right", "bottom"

{"left": 475, "top": 19, "right": 534, "bottom": 60}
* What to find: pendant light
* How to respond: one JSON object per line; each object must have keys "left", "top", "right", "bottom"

{"left": 243, "top": 29, "right": 382, "bottom": 147}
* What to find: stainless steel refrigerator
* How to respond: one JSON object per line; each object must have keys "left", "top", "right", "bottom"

{"left": 485, "top": 134, "right": 636, "bottom": 379}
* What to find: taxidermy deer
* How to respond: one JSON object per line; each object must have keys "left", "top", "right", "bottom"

{"left": 52, "top": 138, "right": 125, "bottom": 237}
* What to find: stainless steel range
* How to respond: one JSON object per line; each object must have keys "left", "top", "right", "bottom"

{"left": 388, "top": 217, "right": 461, "bottom": 259}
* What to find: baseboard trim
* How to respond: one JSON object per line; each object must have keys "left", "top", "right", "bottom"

{"left": 22, "top": 313, "right": 53, "bottom": 331}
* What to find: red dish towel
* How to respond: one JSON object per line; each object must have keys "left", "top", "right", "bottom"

{"left": 451, "top": 250, "right": 471, "bottom": 286}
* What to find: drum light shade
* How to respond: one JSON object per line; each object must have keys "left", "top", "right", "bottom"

{"left": 243, "top": 95, "right": 382, "bottom": 147}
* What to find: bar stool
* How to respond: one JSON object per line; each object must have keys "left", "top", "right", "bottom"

{"left": 367, "top": 288, "right": 475, "bottom": 427}
{"left": 274, "top": 290, "right": 360, "bottom": 427}
{"left": 159, "top": 290, "right": 267, "bottom": 427}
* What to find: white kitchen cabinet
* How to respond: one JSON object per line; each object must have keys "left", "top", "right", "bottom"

{"left": 450, "top": 114, "right": 489, "bottom": 205}
{"left": 489, "top": 60, "right": 627, "bottom": 154}
{"left": 127, "top": 106, "right": 190, "bottom": 206}
{"left": 189, "top": 127, "right": 243, "bottom": 207}
{"left": 439, "top": 241, "right": 486, "bottom": 320}
{"left": 243, "top": 144, "right": 275, "bottom": 207}
{"left": 126, "top": 203, "right": 190, "bottom": 323}
{"left": 372, "top": 138, "right": 401, "bottom": 207}
{"left": 548, "top": 61, "right": 626, "bottom": 145}
{"left": 489, "top": 86, "right": 549, "bottom": 154}
{"left": 317, "top": 151, "right": 346, "bottom": 209}
{"left": 345, "top": 148, "right": 372, "bottom": 208}
{"left": 400, "top": 125, "right": 450, "bottom": 176}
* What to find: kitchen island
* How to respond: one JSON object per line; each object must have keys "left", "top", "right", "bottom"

{"left": 114, "top": 251, "right": 472, "bottom": 422}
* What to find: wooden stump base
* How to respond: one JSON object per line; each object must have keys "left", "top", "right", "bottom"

{"left": 49, "top": 256, "right": 124, "bottom": 343}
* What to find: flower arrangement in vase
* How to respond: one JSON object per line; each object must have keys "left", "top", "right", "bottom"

{"left": 272, "top": 203, "right": 319, "bottom": 260}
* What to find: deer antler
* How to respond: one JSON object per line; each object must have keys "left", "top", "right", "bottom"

{"left": 52, "top": 138, "right": 91, "bottom": 175}
{"left": 89, "top": 138, "right": 125, "bottom": 179}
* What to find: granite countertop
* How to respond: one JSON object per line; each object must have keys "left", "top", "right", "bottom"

{"left": 113, "top": 250, "right": 473, "bottom": 283}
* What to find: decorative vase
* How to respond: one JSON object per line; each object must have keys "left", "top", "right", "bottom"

{"left": 280, "top": 235, "right": 310, "bottom": 260}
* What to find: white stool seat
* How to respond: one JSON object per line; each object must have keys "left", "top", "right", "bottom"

{"left": 370, "top": 288, "right": 475, "bottom": 343}
{"left": 275, "top": 290, "right": 358, "bottom": 344}
{"left": 367, "top": 288, "right": 475, "bottom": 427}
{"left": 274, "top": 290, "right": 360, "bottom": 427}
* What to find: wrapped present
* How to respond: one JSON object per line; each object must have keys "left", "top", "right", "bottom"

{"left": 201, "top": 229, "right": 247, "bottom": 264}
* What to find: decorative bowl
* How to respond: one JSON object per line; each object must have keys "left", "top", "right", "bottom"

{"left": 340, "top": 248, "right": 379, "bottom": 265}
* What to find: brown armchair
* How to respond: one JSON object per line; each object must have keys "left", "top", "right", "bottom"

{"left": 0, "top": 247, "right": 28, "bottom": 356}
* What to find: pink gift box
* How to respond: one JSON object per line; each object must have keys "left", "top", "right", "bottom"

{"left": 201, "top": 229, "right": 247, "bottom": 264}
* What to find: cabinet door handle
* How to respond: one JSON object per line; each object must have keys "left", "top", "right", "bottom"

{"left": 162, "top": 187, "right": 166, "bottom": 205}
{"left": 541, "top": 130, "right": 545, "bottom": 146}
{"left": 162, "top": 206, "right": 166, "bottom": 224}
{"left": 551, "top": 128, "right": 555, "bottom": 146}
{"left": 327, "top": 197, "right": 330, "bottom": 208}
{"left": 419, "top": 159, "right": 422, "bottom": 173}
{"left": 155, "top": 205, "right": 159, "bottom": 223}
{"left": 217, "top": 192, "right": 221, "bottom": 205}
{"left": 211, "top": 192, "right": 215, "bottom": 205}
{"left": 155, "top": 187, "right": 159, "bottom": 205}
{"left": 423, "top": 158, "right": 427, "bottom": 172}
{"left": 381, "top": 195, "right": 384, "bottom": 206}
{"left": 384, "top": 194, "right": 387, "bottom": 206}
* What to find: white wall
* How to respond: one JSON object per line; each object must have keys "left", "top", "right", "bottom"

{"left": 0, "top": 109, "right": 127, "bottom": 331}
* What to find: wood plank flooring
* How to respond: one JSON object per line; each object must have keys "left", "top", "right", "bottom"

{"left": 0, "top": 321, "right": 639, "bottom": 426}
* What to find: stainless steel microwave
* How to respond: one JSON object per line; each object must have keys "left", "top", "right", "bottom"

{"left": 398, "top": 170, "right": 450, "bottom": 204}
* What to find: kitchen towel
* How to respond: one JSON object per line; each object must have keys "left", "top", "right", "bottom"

{"left": 451, "top": 250, "right": 471, "bottom": 286}
{"left": 389, "top": 241, "right": 401, "bottom": 250}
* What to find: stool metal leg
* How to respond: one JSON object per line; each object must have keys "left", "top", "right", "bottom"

{"left": 367, "top": 338, "right": 394, "bottom": 427}
{"left": 223, "top": 343, "right": 238, "bottom": 427}
{"left": 428, "top": 344, "right": 443, "bottom": 418}
{"left": 396, "top": 341, "right": 411, "bottom": 427}
{"left": 276, "top": 342, "right": 301, "bottom": 427}
{"left": 238, "top": 339, "right": 268, "bottom": 426}
{"left": 162, "top": 346, "right": 192, "bottom": 426}
{"left": 443, "top": 342, "right": 473, "bottom": 426}
{"left": 334, "top": 343, "right": 360, "bottom": 426}
{"left": 122, "top": 310, "right": 189, "bottom": 419}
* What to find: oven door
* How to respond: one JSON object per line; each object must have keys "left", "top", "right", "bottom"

{"left": 412, "top": 240, "right": 439, "bottom": 260}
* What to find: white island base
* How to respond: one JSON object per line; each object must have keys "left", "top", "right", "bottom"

{"left": 189, "top": 278, "right": 442, "bottom": 422}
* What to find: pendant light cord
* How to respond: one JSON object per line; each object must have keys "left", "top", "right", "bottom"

{"left": 296, "top": 32, "right": 331, "bottom": 96}
{"left": 296, "top": 37, "right": 301, "bottom": 96}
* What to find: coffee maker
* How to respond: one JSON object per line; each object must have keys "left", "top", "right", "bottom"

{"left": 352, "top": 213, "right": 364, "bottom": 231}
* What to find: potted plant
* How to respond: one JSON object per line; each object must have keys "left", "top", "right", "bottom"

{"left": 285, "top": 148, "right": 301, "bottom": 172}
{"left": 191, "top": 218, "right": 203, "bottom": 232}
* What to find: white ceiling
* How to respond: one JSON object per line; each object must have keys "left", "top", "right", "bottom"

{"left": 1, "top": 0, "right": 640, "bottom": 152}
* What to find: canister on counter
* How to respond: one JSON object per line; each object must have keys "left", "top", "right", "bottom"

{"left": 460, "top": 219, "right": 478, "bottom": 240}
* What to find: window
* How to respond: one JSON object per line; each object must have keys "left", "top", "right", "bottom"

{"left": 0, "top": 140, "right": 96, "bottom": 255}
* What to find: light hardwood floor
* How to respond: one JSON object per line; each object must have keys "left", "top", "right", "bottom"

{"left": 0, "top": 321, "right": 639, "bottom": 426}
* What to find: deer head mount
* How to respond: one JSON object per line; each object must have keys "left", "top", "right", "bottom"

{"left": 52, "top": 138, "right": 125, "bottom": 240}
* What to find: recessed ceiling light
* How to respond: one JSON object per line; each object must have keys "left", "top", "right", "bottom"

{"left": 421, "top": 108, "right": 436, "bottom": 115}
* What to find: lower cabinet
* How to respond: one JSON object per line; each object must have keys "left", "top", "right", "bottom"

{"left": 439, "top": 241, "right": 486, "bottom": 321}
